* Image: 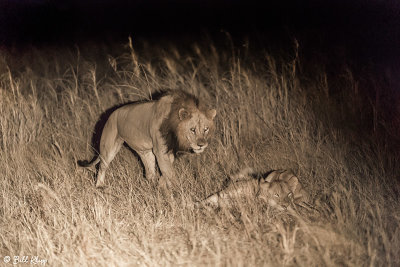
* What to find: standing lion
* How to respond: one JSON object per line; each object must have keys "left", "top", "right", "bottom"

{"left": 78, "top": 90, "right": 216, "bottom": 187}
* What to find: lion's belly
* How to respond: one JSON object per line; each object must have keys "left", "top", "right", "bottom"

{"left": 124, "top": 134, "right": 153, "bottom": 152}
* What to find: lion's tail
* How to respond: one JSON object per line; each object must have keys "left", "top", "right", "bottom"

{"left": 77, "top": 157, "right": 100, "bottom": 168}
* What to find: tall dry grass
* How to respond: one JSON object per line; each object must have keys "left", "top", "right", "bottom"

{"left": 0, "top": 37, "right": 399, "bottom": 266}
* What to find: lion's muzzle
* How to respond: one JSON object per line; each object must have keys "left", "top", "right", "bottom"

{"left": 192, "top": 142, "right": 208, "bottom": 153}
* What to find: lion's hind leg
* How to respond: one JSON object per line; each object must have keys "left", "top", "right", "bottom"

{"left": 96, "top": 137, "right": 124, "bottom": 187}
{"left": 96, "top": 119, "right": 124, "bottom": 187}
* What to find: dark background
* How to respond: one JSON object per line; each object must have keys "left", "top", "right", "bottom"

{"left": 1, "top": 0, "right": 399, "bottom": 57}
{"left": 1, "top": 0, "right": 400, "bottom": 84}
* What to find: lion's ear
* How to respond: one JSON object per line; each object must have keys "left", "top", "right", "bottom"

{"left": 207, "top": 109, "right": 217, "bottom": 120}
{"left": 179, "top": 108, "right": 191, "bottom": 120}
{"left": 286, "top": 175, "right": 299, "bottom": 189}
{"left": 265, "top": 171, "right": 279, "bottom": 183}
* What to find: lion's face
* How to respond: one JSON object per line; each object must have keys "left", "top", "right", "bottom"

{"left": 176, "top": 108, "right": 216, "bottom": 154}
{"left": 260, "top": 181, "right": 294, "bottom": 210}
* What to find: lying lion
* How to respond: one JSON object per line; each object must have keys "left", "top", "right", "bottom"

{"left": 78, "top": 90, "right": 216, "bottom": 187}
{"left": 197, "top": 168, "right": 310, "bottom": 210}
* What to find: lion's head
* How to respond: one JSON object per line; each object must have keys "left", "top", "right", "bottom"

{"left": 260, "top": 181, "right": 294, "bottom": 210}
{"left": 258, "top": 170, "right": 308, "bottom": 210}
{"left": 160, "top": 90, "right": 216, "bottom": 154}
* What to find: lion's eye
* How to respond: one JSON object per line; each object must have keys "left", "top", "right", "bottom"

{"left": 274, "top": 193, "right": 280, "bottom": 198}
{"left": 190, "top": 128, "right": 196, "bottom": 134}
{"left": 204, "top": 127, "right": 209, "bottom": 133}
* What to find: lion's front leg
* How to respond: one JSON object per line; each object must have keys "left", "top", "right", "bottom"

{"left": 151, "top": 124, "right": 177, "bottom": 187}
{"left": 153, "top": 149, "right": 175, "bottom": 188}
{"left": 158, "top": 153, "right": 175, "bottom": 182}
{"left": 137, "top": 150, "right": 157, "bottom": 182}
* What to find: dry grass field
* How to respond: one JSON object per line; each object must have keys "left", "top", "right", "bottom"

{"left": 0, "top": 37, "right": 399, "bottom": 266}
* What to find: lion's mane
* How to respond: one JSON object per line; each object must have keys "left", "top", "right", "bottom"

{"left": 159, "top": 90, "right": 211, "bottom": 154}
